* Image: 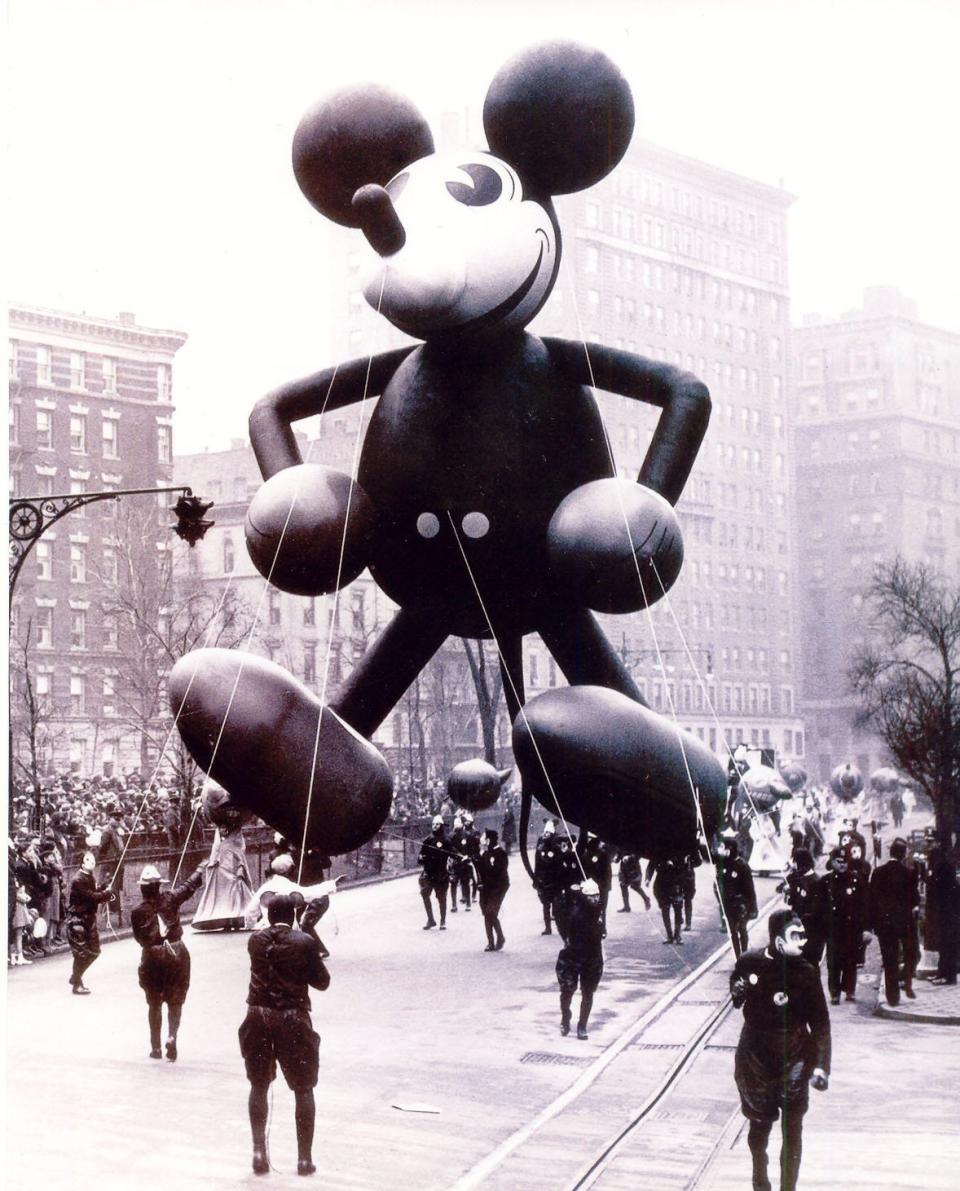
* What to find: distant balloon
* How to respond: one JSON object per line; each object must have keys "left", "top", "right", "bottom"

{"left": 448, "top": 760, "right": 512, "bottom": 812}
{"left": 778, "top": 761, "right": 807, "bottom": 793}
{"left": 870, "top": 767, "right": 900, "bottom": 793}
{"left": 830, "top": 763, "right": 863, "bottom": 802}
{"left": 738, "top": 765, "right": 791, "bottom": 815}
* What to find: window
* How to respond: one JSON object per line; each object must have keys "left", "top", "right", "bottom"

{"left": 585, "top": 245, "right": 599, "bottom": 273}
{"left": 103, "top": 615, "right": 119, "bottom": 651}
{"left": 157, "top": 364, "right": 171, "bottom": 400}
{"left": 70, "top": 544, "right": 86, "bottom": 583}
{"left": 37, "top": 606, "right": 54, "bottom": 648}
{"left": 36, "top": 408, "right": 53, "bottom": 450}
{"left": 269, "top": 591, "right": 281, "bottom": 626}
{"left": 529, "top": 653, "right": 540, "bottom": 687}
{"left": 223, "top": 537, "right": 235, "bottom": 573}
{"left": 9, "top": 402, "right": 20, "bottom": 444}
{"left": 585, "top": 202, "right": 599, "bottom": 229}
{"left": 303, "top": 643, "right": 316, "bottom": 685}
{"left": 103, "top": 671, "right": 117, "bottom": 716}
{"left": 71, "top": 609, "right": 87, "bottom": 650}
{"left": 70, "top": 352, "right": 86, "bottom": 389}
{"left": 157, "top": 424, "right": 172, "bottom": 464}
{"left": 36, "top": 667, "right": 53, "bottom": 700}
{"left": 70, "top": 414, "right": 87, "bottom": 453}
{"left": 303, "top": 599, "right": 316, "bottom": 627}
{"left": 102, "top": 417, "right": 119, "bottom": 458}
{"left": 70, "top": 673, "right": 86, "bottom": 716}
{"left": 102, "top": 546, "right": 118, "bottom": 584}
{"left": 36, "top": 346, "right": 52, "bottom": 384}
{"left": 37, "top": 541, "right": 52, "bottom": 581}
{"left": 102, "top": 357, "right": 117, "bottom": 392}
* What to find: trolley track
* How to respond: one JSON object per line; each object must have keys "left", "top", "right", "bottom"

{"left": 451, "top": 898, "right": 778, "bottom": 1191}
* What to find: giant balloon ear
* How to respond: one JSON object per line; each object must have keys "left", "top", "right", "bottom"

{"left": 292, "top": 84, "right": 435, "bottom": 226}
{"left": 483, "top": 41, "right": 634, "bottom": 198}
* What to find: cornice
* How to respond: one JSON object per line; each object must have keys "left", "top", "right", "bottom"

{"left": 9, "top": 304, "right": 189, "bottom": 353}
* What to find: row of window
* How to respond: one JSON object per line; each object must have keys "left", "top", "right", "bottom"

{"left": 605, "top": 172, "right": 784, "bottom": 248}
{"left": 27, "top": 605, "right": 117, "bottom": 652}
{"left": 581, "top": 252, "right": 785, "bottom": 322}
{"left": 30, "top": 665, "right": 121, "bottom": 717}
{"left": 800, "top": 345, "right": 878, "bottom": 379}
{"left": 9, "top": 342, "right": 171, "bottom": 400}
{"left": 583, "top": 203, "right": 784, "bottom": 282}
{"left": 9, "top": 401, "right": 172, "bottom": 464}
{"left": 32, "top": 541, "right": 118, "bottom": 584}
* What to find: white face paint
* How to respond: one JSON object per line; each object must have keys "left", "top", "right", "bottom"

{"left": 777, "top": 923, "right": 807, "bottom": 958}
{"left": 361, "top": 153, "right": 557, "bottom": 338}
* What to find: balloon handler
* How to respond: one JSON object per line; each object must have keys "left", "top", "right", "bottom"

{"left": 555, "top": 879, "right": 604, "bottom": 1040}
{"left": 475, "top": 828, "right": 510, "bottom": 951}
{"left": 131, "top": 861, "right": 207, "bottom": 1061}
{"left": 65, "top": 850, "right": 118, "bottom": 995}
{"left": 731, "top": 910, "right": 831, "bottom": 1191}
{"left": 167, "top": 41, "right": 727, "bottom": 882}
{"left": 238, "top": 893, "right": 331, "bottom": 1177}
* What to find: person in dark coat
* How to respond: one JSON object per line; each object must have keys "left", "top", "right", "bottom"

{"left": 927, "top": 847, "right": 959, "bottom": 986}
{"left": 65, "top": 851, "right": 117, "bottom": 994}
{"left": 731, "top": 909, "right": 831, "bottom": 1191}
{"left": 869, "top": 837, "right": 920, "bottom": 1006}
{"left": 680, "top": 849, "right": 700, "bottom": 931}
{"left": 475, "top": 829, "right": 509, "bottom": 951}
{"left": 714, "top": 836, "right": 758, "bottom": 958}
{"left": 501, "top": 806, "right": 517, "bottom": 855}
{"left": 131, "top": 861, "right": 206, "bottom": 1060}
{"left": 555, "top": 879, "right": 604, "bottom": 1040}
{"left": 576, "top": 832, "right": 613, "bottom": 936}
{"left": 534, "top": 821, "right": 562, "bottom": 934}
{"left": 823, "top": 846, "right": 870, "bottom": 1003}
{"left": 780, "top": 848, "right": 829, "bottom": 965}
{"left": 238, "top": 893, "right": 330, "bottom": 1177}
{"left": 97, "top": 806, "right": 126, "bottom": 924}
{"left": 647, "top": 856, "right": 688, "bottom": 944}
{"left": 615, "top": 852, "right": 651, "bottom": 913}
{"left": 447, "top": 814, "right": 474, "bottom": 914}
{"left": 417, "top": 815, "right": 452, "bottom": 930}
{"left": 551, "top": 834, "right": 585, "bottom": 943}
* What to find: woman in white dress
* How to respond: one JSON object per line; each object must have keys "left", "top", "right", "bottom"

{"left": 192, "top": 811, "right": 254, "bottom": 931}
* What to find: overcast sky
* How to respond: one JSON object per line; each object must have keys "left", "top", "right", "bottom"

{"left": 7, "top": 0, "right": 959, "bottom": 454}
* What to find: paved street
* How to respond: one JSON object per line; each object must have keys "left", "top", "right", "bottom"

{"left": 6, "top": 861, "right": 754, "bottom": 1190}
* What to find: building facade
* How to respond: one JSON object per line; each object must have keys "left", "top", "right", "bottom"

{"left": 793, "top": 286, "right": 960, "bottom": 780}
{"left": 8, "top": 304, "right": 188, "bottom": 778}
{"left": 327, "top": 137, "right": 804, "bottom": 767}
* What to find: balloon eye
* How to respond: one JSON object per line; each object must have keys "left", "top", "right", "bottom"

{"left": 385, "top": 172, "right": 410, "bottom": 201}
{"left": 446, "top": 163, "right": 503, "bottom": 206}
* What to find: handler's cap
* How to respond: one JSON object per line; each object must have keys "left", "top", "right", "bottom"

{"left": 432, "top": 814, "right": 444, "bottom": 828}
{"left": 138, "top": 864, "right": 169, "bottom": 885}
{"left": 579, "top": 879, "right": 600, "bottom": 897}
{"left": 542, "top": 821, "right": 555, "bottom": 835}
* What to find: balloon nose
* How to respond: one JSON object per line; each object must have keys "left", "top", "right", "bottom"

{"left": 352, "top": 184, "right": 405, "bottom": 256}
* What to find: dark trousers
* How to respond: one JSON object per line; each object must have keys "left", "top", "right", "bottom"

{"left": 938, "top": 919, "right": 958, "bottom": 982}
{"left": 826, "top": 937, "right": 859, "bottom": 999}
{"left": 748, "top": 1111, "right": 804, "bottom": 1191}
{"left": 877, "top": 927, "right": 912, "bottom": 1005}
{"left": 420, "top": 881, "right": 448, "bottom": 926}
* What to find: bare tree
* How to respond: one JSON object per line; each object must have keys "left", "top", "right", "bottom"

{"left": 9, "top": 618, "right": 68, "bottom": 825}
{"left": 849, "top": 557, "right": 960, "bottom": 844}
{"left": 99, "top": 504, "right": 254, "bottom": 791}
{"left": 461, "top": 638, "right": 505, "bottom": 765}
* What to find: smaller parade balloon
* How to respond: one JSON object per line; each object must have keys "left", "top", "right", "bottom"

{"left": 738, "top": 765, "right": 791, "bottom": 816}
{"left": 778, "top": 761, "right": 808, "bottom": 794}
{"left": 870, "top": 767, "right": 900, "bottom": 793}
{"left": 830, "top": 762, "right": 863, "bottom": 802}
{"left": 447, "top": 760, "right": 512, "bottom": 812}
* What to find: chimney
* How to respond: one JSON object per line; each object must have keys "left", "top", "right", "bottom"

{"left": 118, "top": 311, "right": 136, "bottom": 326}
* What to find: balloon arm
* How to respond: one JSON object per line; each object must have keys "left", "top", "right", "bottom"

{"left": 518, "top": 783, "right": 535, "bottom": 883}
{"left": 248, "top": 347, "right": 415, "bottom": 479}
{"left": 543, "top": 337, "right": 710, "bottom": 505}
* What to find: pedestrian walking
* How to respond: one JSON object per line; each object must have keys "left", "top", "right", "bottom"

{"left": 534, "top": 820, "right": 562, "bottom": 934}
{"left": 731, "top": 909, "right": 830, "bottom": 1191}
{"left": 475, "top": 828, "right": 509, "bottom": 951}
{"left": 615, "top": 852, "right": 651, "bottom": 913}
{"left": 555, "top": 879, "right": 604, "bottom": 1040}
{"left": 780, "top": 848, "right": 829, "bottom": 965}
{"left": 576, "top": 831, "right": 612, "bottom": 936}
{"left": 238, "top": 894, "right": 330, "bottom": 1177}
{"left": 65, "top": 851, "right": 117, "bottom": 994}
{"left": 131, "top": 862, "right": 206, "bottom": 1060}
{"left": 869, "top": 837, "right": 920, "bottom": 1006}
{"left": 417, "top": 815, "right": 452, "bottom": 930}
{"left": 648, "top": 856, "right": 687, "bottom": 944}
{"left": 823, "top": 847, "right": 870, "bottom": 1003}
{"left": 714, "top": 835, "right": 758, "bottom": 958}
